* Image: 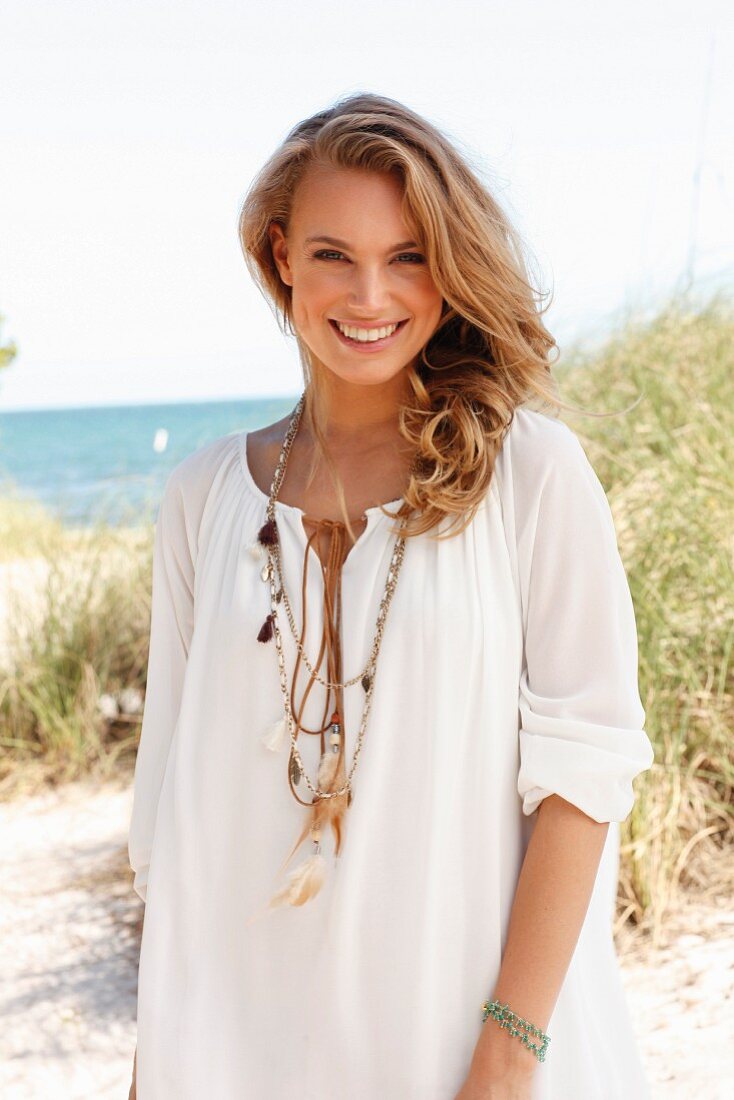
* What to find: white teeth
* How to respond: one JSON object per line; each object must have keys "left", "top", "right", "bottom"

{"left": 334, "top": 320, "right": 400, "bottom": 342}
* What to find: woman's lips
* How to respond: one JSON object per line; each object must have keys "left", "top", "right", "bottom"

{"left": 329, "top": 318, "right": 408, "bottom": 352}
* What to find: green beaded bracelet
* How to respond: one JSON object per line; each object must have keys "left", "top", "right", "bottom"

{"left": 481, "top": 999, "right": 551, "bottom": 1063}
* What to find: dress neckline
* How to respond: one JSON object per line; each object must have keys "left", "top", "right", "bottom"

{"left": 237, "top": 431, "right": 405, "bottom": 572}
{"left": 237, "top": 431, "right": 405, "bottom": 519}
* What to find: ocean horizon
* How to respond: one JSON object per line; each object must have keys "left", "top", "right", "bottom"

{"left": 0, "top": 395, "right": 300, "bottom": 529}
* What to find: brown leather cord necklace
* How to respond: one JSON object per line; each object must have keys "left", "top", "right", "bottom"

{"left": 244, "top": 392, "right": 411, "bottom": 918}
{"left": 287, "top": 517, "right": 349, "bottom": 810}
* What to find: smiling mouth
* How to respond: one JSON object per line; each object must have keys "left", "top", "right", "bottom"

{"left": 328, "top": 318, "right": 409, "bottom": 347}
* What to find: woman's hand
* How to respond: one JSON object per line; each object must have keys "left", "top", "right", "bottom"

{"left": 127, "top": 1045, "right": 137, "bottom": 1100}
{"left": 452, "top": 1072, "right": 533, "bottom": 1099}
{"left": 452, "top": 1024, "right": 537, "bottom": 1100}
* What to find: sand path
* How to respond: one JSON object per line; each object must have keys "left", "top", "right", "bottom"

{"left": 0, "top": 779, "right": 731, "bottom": 1098}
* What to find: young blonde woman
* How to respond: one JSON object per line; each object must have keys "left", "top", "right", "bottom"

{"left": 127, "top": 93, "right": 655, "bottom": 1099}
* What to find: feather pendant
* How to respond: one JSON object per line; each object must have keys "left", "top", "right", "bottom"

{"left": 328, "top": 788, "right": 349, "bottom": 857}
{"left": 329, "top": 792, "right": 348, "bottom": 856}
{"left": 261, "top": 715, "right": 287, "bottom": 752}
{"left": 317, "top": 746, "right": 340, "bottom": 790}
{"left": 279, "top": 798, "right": 330, "bottom": 874}
{"left": 311, "top": 709, "right": 349, "bottom": 856}
{"left": 267, "top": 851, "right": 327, "bottom": 908}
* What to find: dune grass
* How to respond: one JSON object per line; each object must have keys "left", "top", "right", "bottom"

{"left": 554, "top": 288, "right": 733, "bottom": 942}
{"left": 0, "top": 493, "right": 66, "bottom": 562}
{"left": 0, "top": 288, "right": 731, "bottom": 937}
{"left": 0, "top": 505, "right": 154, "bottom": 793}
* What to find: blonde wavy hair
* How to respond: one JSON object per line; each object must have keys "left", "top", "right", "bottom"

{"left": 239, "top": 91, "right": 594, "bottom": 544}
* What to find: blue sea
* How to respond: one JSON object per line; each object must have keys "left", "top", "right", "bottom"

{"left": 0, "top": 396, "right": 299, "bottom": 528}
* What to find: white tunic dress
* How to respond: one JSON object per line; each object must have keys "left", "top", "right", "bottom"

{"left": 127, "top": 405, "right": 655, "bottom": 1099}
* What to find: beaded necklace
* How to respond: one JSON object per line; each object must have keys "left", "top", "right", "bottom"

{"left": 246, "top": 392, "right": 411, "bottom": 917}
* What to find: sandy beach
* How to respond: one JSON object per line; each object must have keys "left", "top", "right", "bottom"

{"left": 0, "top": 776, "right": 731, "bottom": 1099}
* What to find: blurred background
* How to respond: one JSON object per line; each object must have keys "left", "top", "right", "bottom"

{"left": 0, "top": 1, "right": 732, "bottom": 1096}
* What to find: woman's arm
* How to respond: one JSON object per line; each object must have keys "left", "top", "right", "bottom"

{"left": 128, "top": 465, "right": 196, "bottom": 903}
{"left": 465, "top": 795, "right": 611, "bottom": 1085}
{"left": 455, "top": 419, "right": 655, "bottom": 1095}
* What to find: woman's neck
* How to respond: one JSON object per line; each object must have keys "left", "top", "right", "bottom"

{"left": 305, "top": 369, "right": 412, "bottom": 445}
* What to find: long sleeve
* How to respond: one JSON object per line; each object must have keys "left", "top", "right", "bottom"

{"left": 513, "top": 420, "right": 654, "bottom": 823}
{"left": 128, "top": 465, "right": 196, "bottom": 902}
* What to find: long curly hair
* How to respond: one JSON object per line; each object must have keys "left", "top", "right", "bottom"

{"left": 238, "top": 91, "right": 593, "bottom": 544}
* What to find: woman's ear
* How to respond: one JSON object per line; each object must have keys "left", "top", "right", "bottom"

{"left": 269, "top": 223, "right": 293, "bottom": 287}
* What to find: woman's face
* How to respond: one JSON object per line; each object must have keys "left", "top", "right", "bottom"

{"left": 269, "top": 165, "right": 444, "bottom": 387}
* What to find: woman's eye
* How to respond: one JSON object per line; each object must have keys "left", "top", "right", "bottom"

{"left": 313, "top": 250, "right": 425, "bottom": 264}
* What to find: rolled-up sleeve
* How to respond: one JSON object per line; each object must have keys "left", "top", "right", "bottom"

{"left": 514, "top": 423, "right": 654, "bottom": 823}
{"left": 128, "top": 467, "right": 195, "bottom": 902}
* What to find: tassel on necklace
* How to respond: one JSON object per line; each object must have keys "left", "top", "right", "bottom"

{"left": 257, "top": 612, "right": 275, "bottom": 643}
{"left": 257, "top": 518, "right": 278, "bottom": 546}
{"left": 255, "top": 517, "right": 279, "bottom": 641}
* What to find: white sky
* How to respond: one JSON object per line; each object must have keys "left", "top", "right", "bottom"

{"left": 1, "top": 0, "right": 731, "bottom": 411}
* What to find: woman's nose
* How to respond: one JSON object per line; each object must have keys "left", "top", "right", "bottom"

{"left": 347, "top": 266, "right": 391, "bottom": 312}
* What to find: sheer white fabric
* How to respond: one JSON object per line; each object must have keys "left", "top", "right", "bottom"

{"left": 128, "top": 406, "right": 654, "bottom": 1099}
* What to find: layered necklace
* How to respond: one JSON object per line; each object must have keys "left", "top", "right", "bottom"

{"left": 246, "top": 392, "right": 411, "bottom": 917}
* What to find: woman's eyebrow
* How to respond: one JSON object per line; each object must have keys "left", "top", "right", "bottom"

{"left": 304, "top": 235, "right": 419, "bottom": 250}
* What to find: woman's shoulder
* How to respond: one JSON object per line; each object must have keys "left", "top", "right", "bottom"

{"left": 242, "top": 416, "right": 293, "bottom": 497}
{"left": 165, "top": 413, "right": 292, "bottom": 497}
{"left": 156, "top": 416, "right": 293, "bottom": 534}
{"left": 163, "top": 429, "right": 242, "bottom": 504}
{"left": 503, "top": 405, "right": 586, "bottom": 463}
{"left": 496, "top": 405, "right": 596, "bottom": 500}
